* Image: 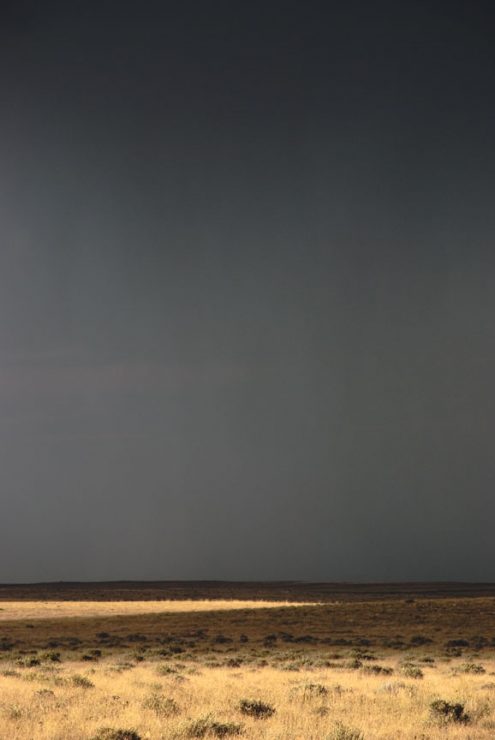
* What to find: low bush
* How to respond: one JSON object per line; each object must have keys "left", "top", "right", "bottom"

{"left": 430, "top": 699, "right": 469, "bottom": 723}
{"left": 40, "top": 651, "right": 61, "bottom": 662}
{"left": 361, "top": 665, "right": 393, "bottom": 675}
{"left": 239, "top": 699, "right": 275, "bottom": 719}
{"left": 328, "top": 721, "right": 364, "bottom": 740}
{"left": 142, "top": 693, "right": 179, "bottom": 716}
{"left": 344, "top": 658, "right": 362, "bottom": 670}
{"left": 71, "top": 674, "right": 94, "bottom": 688}
{"left": 186, "top": 716, "right": 243, "bottom": 737}
{"left": 400, "top": 663, "right": 423, "bottom": 679}
{"left": 290, "top": 682, "right": 328, "bottom": 700}
{"left": 410, "top": 635, "right": 432, "bottom": 646}
{"left": 457, "top": 662, "right": 485, "bottom": 674}
{"left": 302, "top": 682, "right": 329, "bottom": 698}
{"left": 91, "top": 730, "right": 141, "bottom": 740}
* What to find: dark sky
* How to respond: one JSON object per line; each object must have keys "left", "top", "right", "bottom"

{"left": 1, "top": 1, "right": 495, "bottom": 582}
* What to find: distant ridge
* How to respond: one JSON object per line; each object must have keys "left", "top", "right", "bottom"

{"left": 1, "top": 580, "right": 494, "bottom": 602}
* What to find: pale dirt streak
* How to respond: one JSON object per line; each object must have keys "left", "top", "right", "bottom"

{"left": 0, "top": 599, "right": 315, "bottom": 620}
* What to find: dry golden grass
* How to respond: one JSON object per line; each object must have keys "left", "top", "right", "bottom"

{"left": 0, "top": 600, "right": 312, "bottom": 621}
{"left": 0, "top": 592, "right": 494, "bottom": 738}
{"left": 1, "top": 655, "right": 495, "bottom": 738}
{"left": 1, "top": 596, "right": 494, "bottom": 650}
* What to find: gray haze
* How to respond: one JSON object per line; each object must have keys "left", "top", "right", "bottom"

{"left": 1, "top": 1, "right": 495, "bottom": 581}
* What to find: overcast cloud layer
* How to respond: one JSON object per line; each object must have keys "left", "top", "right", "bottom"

{"left": 1, "top": 1, "right": 495, "bottom": 581}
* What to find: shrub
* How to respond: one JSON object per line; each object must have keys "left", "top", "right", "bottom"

{"left": 263, "top": 634, "right": 277, "bottom": 645}
{"left": 38, "top": 651, "right": 61, "bottom": 662}
{"left": 314, "top": 706, "right": 329, "bottom": 716}
{"left": 156, "top": 663, "right": 178, "bottom": 675}
{"left": 344, "top": 658, "right": 362, "bottom": 670}
{"left": 294, "top": 634, "right": 318, "bottom": 644}
{"left": 7, "top": 704, "right": 25, "bottom": 720}
{"left": 113, "top": 661, "right": 134, "bottom": 672}
{"left": 239, "top": 699, "right": 275, "bottom": 719}
{"left": 354, "top": 653, "right": 375, "bottom": 662}
{"left": 186, "top": 716, "right": 243, "bottom": 737}
{"left": 302, "top": 682, "right": 329, "bottom": 699}
{"left": 213, "top": 634, "right": 233, "bottom": 644}
{"left": 400, "top": 663, "right": 423, "bottom": 679}
{"left": 470, "top": 635, "right": 488, "bottom": 648}
{"left": 36, "top": 689, "right": 55, "bottom": 698}
{"left": 91, "top": 730, "right": 141, "bottom": 740}
{"left": 71, "top": 674, "right": 94, "bottom": 688}
{"left": 410, "top": 635, "right": 432, "bottom": 646}
{"left": 445, "top": 647, "right": 462, "bottom": 657}
{"left": 209, "top": 722, "right": 243, "bottom": 738}
{"left": 186, "top": 718, "right": 211, "bottom": 738}
{"left": 290, "top": 682, "right": 329, "bottom": 700}
{"left": 328, "top": 721, "right": 364, "bottom": 740}
{"left": 142, "top": 693, "right": 179, "bottom": 716}
{"left": 18, "top": 657, "right": 40, "bottom": 667}
{"left": 457, "top": 662, "right": 485, "bottom": 674}
{"left": 361, "top": 665, "right": 393, "bottom": 675}
{"left": 430, "top": 699, "right": 469, "bottom": 723}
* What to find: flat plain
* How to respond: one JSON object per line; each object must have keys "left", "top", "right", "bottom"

{"left": 0, "top": 582, "right": 494, "bottom": 739}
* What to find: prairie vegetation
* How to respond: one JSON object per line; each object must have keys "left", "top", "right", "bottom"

{"left": 0, "top": 600, "right": 311, "bottom": 622}
{"left": 0, "top": 584, "right": 494, "bottom": 738}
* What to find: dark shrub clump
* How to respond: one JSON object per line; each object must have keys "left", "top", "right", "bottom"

{"left": 457, "top": 662, "right": 485, "bottom": 674}
{"left": 430, "top": 699, "right": 469, "bottom": 723}
{"left": 239, "top": 699, "right": 275, "bottom": 719}
{"left": 445, "top": 639, "right": 469, "bottom": 648}
{"left": 91, "top": 730, "right": 141, "bottom": 740}
{"left": 187, "top": 716, "right": 243, "bottom": 737}
{"left": 400, "top": 663, "right": 423, "bottom": 679}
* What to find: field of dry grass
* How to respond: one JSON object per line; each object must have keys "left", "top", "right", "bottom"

{"left": 0, "top": 601, "right": 311, "bottom": 621}
{"left": 0, "top": 584, "right": 494, "bottom": 739}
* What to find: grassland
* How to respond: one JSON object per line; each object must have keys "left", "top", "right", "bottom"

{"left": 0, "top": 583, "right": 494, "bottom": 739}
